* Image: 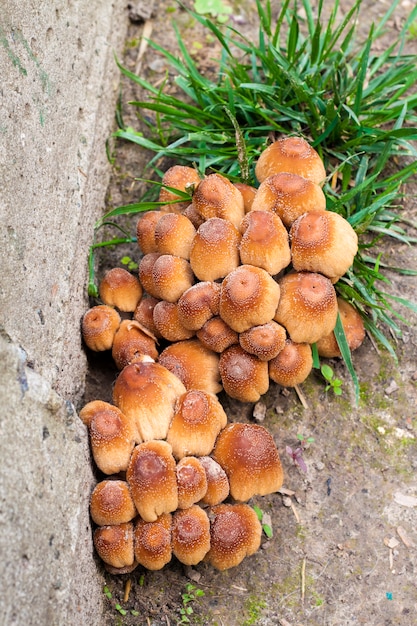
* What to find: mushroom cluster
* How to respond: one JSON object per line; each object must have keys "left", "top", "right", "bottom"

{"left": 80, "top": 135, "right": 366, "bottom": 572}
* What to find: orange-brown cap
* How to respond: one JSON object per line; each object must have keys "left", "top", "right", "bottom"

{"left": 158, "top": 339, "right": 222, "bottom": 395}
{"left": 268, "top": 339, "right": 313, "bottom": 387}
{"left": 251, "top": 172, "right": 326, "bottom": 228}
{"left": 218, "top": 345, "right": 269, "bottom": 403}
{"left": 205, "top": 503, "right": 262, "bottom": 570}
{"left": 81, "top": 305, "right": 121, "bottom": 352}
{"left": 93, "top": 522, "right": 135, "bottom": 569}
{"left": 233, "top": 182, "right": 257, "bottom": 213}
{"left": 138, "top": 252, "right": 162, "bottom": 298}
{"left": 177, "top": 281, "right": 221, "bottom": 331}
{"left": 212, "top": 423, "right": 284, "bottom": 501}
{"left": 239, "top": 321, "right": 287, "bottom": 362}
{"left": 158, "top": 165, "right": 201, "bottom": 213}
{"left": 154, "top": 212, "right": 196, "bottom": 259}
{"left": 167, "top": 389, "right": 228, "bottom": 459}
{"left": 238, "top": 210, "right": 291, "bottom": 275}
{"left": 255, "top": 136, "right": 326, "bottom": 185}
{"left": 133, "top": 513, "right": 172, "bottom": 570}
{"left": 316, "top": 297, "right": 366, "bottom": 358}
{"left": 90, "top": 479, "right": 137, "bottom": 526}
{"left": 199, "top": 456, "right": 230, "bottom": 506}
{"left": 99, "top": 267, "right": 143, "bottom": 312}
{"left": 219, "top": 265, "right": 281, "bottom": 333}
{"left": 196, "top": 316, "right": 239, "bottom": 353}
{"left": 193, "top": 173, "right": 245, "bottom": 228}
{"left": 127, "top": 440, "right": 178, "bottom": 522}
{"left": 152, "top": 300, "right": 195, "bottom": 342}
{"left": 189, "top": 217, "right": 241, "bottom": 282}
{"left": 172, "top": 505, "right": 211, "bottom": 566}
{"left": 176, "top": 457, "right": 208, "bottom": 509}
{"left": 151, "top": 254, "right": 195, "bottom": 303}
{"left": 133, "top": 295, "right": 162, "bottom": 339}
{"left": 274, "top": 271, "right": 338, "bottom": 344}
{"left": 136, "top": 211, "right": 162, "bottom": 255}
{"left": 111, "top": 319, "right": 159, "bottom": 370}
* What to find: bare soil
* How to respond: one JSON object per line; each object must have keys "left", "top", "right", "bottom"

{"left": 82, "top": 2, "right": 417, "bottom": 624}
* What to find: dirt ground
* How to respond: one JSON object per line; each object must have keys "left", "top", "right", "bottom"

{"left": 81, "top": 1, "right": 417, "bottom": 624}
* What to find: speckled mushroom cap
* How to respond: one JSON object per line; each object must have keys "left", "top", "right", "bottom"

{"left": 152, "top": 300, "right": 195, "bottom": 342}
{"left": 158, "top": 339, "right": 222, "bottom": 395}
{"left": 251, "top": 172, "right": 327, "bottom": 228}
{"left": 133, "top": 513, "right": 172, "bottom": 571}
{"left": 136, "top": 210, "right": 162, "bottom": 254}
{"left": 268, "top": 339, "right": 313, "bottom": 387}
{"left": 154, "top": 212, "right": 196, "bottom": 259}
{"left": 193, "top": 172, "right": 245, "bottom": 228}
{"left": 255, "top": 136, "right": 326, "bottom": 185}
{"left": 274, "top": 271, "right": 338, "bottom": 344}
{"left": 238, "top": 210, "right": 291, "bottom": 275}
{"left": 158, "top": 164, "right": 201, "bottom": 213}
{"left": 93, "top": 522, "right": 135, "bottom": 569}
{"left": 219, "top": 265, "right": 281, "bottom": 333}
{"left": 212, "top": 423, "right": 284, "bottom": 502}
{"left": 133, "top": 295, "right": 163, "bottom": 339}
{"left": 196, "top": 316, "right": 239, "bottom": 353}
{"left": 177, "top": 281, "right": 221, "bottom": 331}
{"left": 111, "top": 319, "right": 159, "bottom": 370}
{"left": 172, "top": 505, "right": 211, "bottom": 566}
{"left": 99, "top": 267, "right": 143, "bottom": 312}
{"left": 150, "top": 254, "right": 195, "bottom": 303}
{"left": 90, "top": 479, "right": 137, "bottom": 527}
{"left": 127, "top": 440, "right": 178, "bottom": 522}
{"left": 239, "top": 320, "right": 287, "bottom": 362}
{"left": 205, "top": 503, "right": 262, "bottom": 571}
{"left": 233, "top": 182, "right": 257, "bottom": 213}
{"left": 166, "top": 389, "right": 227, "bottom": 459}
{"left": 198, "top": 456, "right": 230, "bottom": 506}
{"left": 316, "top": 297, "right": 366, "bottom": 358}
{"left": 176, "top": 457, "right": 208, "bottom": 509}
{"left": 138, "top": 252, "right": 162, "bottom": 298}
{"left": 112, "top": 360, "right": 186, "bottom": 441}
{"left": 218, "top": 345, "right": 269, "bottom": 403}
{"left": 189, "top": 217, "right": 241, "bottom": 282}
{"left": 290, "top": 210, "right": 358, "bottom": 282}
{"left": 81, "top": 305, "right": 121, "bottom": 352}
{"left": 79, "top": 400, "right": 138, "bottom": 474}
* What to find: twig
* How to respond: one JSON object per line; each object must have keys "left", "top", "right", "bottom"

{"left": 301, "top": 558, "right": 306, "bottom": 606}
{"left": 123, "top": 578, "right": 132, "bottom": 603}
{"left": 136, "top": 20, "right": 154, "bottom": 75}
{"left": 294, "top": 384, "right": 309, "bottom": 409}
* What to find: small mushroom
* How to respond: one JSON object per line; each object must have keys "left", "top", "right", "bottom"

{"left": 112, "top": 360, "right": 186, "bottom": 441}
{"left": 93, "top": 522, "right": 135, "bottom": 569}
{"left": 212, "top": 423, "right": 284, "bottom": 501}
{"left": 154, "top": 212, "right": 196, "bottom": 259}
{"left": 189, "top": 217, "right": 241, "bottom": 282}
{"left": 90, "top": 479, "right": 137, "bottom": 526}
{"left": 152, "top": 300, "right": 195, "bottom": 342}
{"left": 268, "top": 339, "right": 313, "bottom": 387}
{"left": 219, "top": 265, "right": 281, "bottom": 333}
{"left": 193, "top": 172, "right": 245, "bottom": 228}
{"left": 134, "top": 513, "right": 172, "bottom": 570}
{"left": 81, "top": 305, "right": 121, "bottom": 352}
{"left": 177, "top": 281, "right": 221, "bottom": 331}
{"left": 167, "top": 389, "right": 227, "bottom": 459}
{"left": 199, "top": 456, "right": 230, "bottom": 506}
{"left": 239, "top": 321, "right": 287, "bottom": 362}
{"left": 158, "top": 164, "right": 201, "bottom": 213}
{"left": 274, "top": 271, "right": 338, "bottom": 344}
{"left": 238, "top": 210, "right": 291, "bottom": 275}
{"left": 133, "top": 295, "right": 162, "bottom": 339}
{"left": 136, "top": 211, "right": 162, "bottom": 254}
{"left": 127, "top": 440, "right": 178, "bottom": 522}
{"left": 205, "top": 503, "right": 262, "bottom": 571}
{"left": 255, "top": 136, "right": 326, "bottom": 185}
{"left": 183, "top": 203, "right": 205, "bottom": 229}
{"left": 151, "top": 254, "right": 195, "bottom": 303}
{"left": 316, "top": 297, "right": 366, "bottom": 358}
{"left": 172, "top": 505, "right": 211, "bottom": 566}
{"left": 138, "top": 252, "right": 162, "bottom": 298}
{"left": 99, "top": 267, "right": 143, "bottom": 312}
{"left": 290, "top": 210, "right": 358, "bottom": 282}
{"left": 251, "top": 172, "right": 326, "bottom": 228}
{"left": 233, "top": 182, "right": 257, "bottom": 212}
{"left": 196, "top": 316, "right": 239, "bottom": 353}
{"left": 158, "top": 339, "right": 222, "bottom": 395}
{"left": 218, "top": 345, "right": 269, "bottom": 403}
{"left": 111, "top": 319, "right": 159, "bottom": 370}
{"left": 176, "top": 457, "right": 208, "bottom": 509}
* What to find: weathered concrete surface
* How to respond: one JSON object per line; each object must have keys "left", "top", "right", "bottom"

{"left": 0, "top": 1, "right": 128, "bottom": 623}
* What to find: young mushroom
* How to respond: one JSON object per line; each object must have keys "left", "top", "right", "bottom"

{"left": 255, "top": 136, "right": 326, "bottom": 185}
{"left": 134, "top": 513, "right": 172, "bottom": 570}
{"left": 93, "top": 522, "right": 135, "bottom": 570}
{"left": 133, "top": 295, "right": 162, "bottom": 339}
{"left": 193, "top": 172, "right": 245, "bottom": 228}
{"left": 90, "top": 479, "right": 137, "bottom": 527}
{"left": 150, "top": 254, "right": 195, "bottom": 303}
{"left": 238, "top": 210, "right": 291, "bottom": 275}
{"left": 316, "top": 297, "right": 366, "bottom": 358}
{"left": 152, "top": 300, "right": 195, "bottom": 342}
{"left": 177, "top": 281, "right": 221, "bottom": 331}
{"left": 158, "top": 339, "right": 222, "bottom": 395}
{"left": 99, "top": 267, "right": 143, "bottom": 312}
{"left": 176, "top": 457, "right": 208, "bottom": 509}
{"left": 196, "top": 316, "right": 239, "bottom": 353}
{"left": 189, "top": 217, "right": 241, "bottom": 282}
{"left": 268, "top": 339, "right": 313, "bottom": 387}
{"left": 233, "top": 182, "right": 257, "bottom": 212}
{"left": 158, "top": 164, "right": 201, "bottom": 213}
{"left": 239, "top": 321, "right": 287, "bottom": 361}
{"left": 198, "top": 456, "right": 230, "bottom": 506}
{"left": 111, "top": 319, "right": 159, "bottom": 370}
{"left": 81, "top": 305, "right": 121, "bottom": 352}
{"left": 218, "top": 345, "right": 269, "bottom": 403}
{"left": 172, "top": 505, "right": 211, "bottom": 566}
{"left": 136, "top": 211, "right": 162, "bottom": 254}
{"left": 154, "top": 212, "right": 196, "bottom": 259}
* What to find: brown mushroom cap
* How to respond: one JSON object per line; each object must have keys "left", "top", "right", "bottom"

{"left": 218, "top": 345, "right": 269, "bottom": 403}
{"left": 79, "top": 400, "right": 138, "bottom": 474}
{"left": 255, "top": 136, "right": 326, "bottom": 185}
{"left": 219, "top": 265, "right": 281, "bottom": 333}
{"left": 238, "top": 210, "right": 291, "bottom": 275}
{"left": 172, "top": 505, "right": 211, "bottom": 566}
{"left": 111, "top": 319, "right": 159, "bottom": 370}
{"left": 151, "top": 254, "right": 195, "bottom": 303}
{"left": 183, "top": 203, "right": 205, "bottom": 229}
{"left": 158, "top": 339, "right": 222, "bottom": 395}
{"left": 90, "top": 479, "right": 137, "bottom": 526}
{"left": 81, "top": 305, "right": 121, "bottom": 352}
{"left": 316, "top": 297, "right": 366, "bottom": 358}
{"left": 138, "top": 252, "right": 162, "bottom": 298}
{"left": 99, "top": 267, "right": 143, "bottom": 312}
{"left": 154, "top": 212, "right": 197, "bottom": 259}
{"left": 176, "top": 457, "right": 208, "bottom": 509}
{"left": 251, "top": 172, "right": 327, "bottom": 228}
{"left": 127, "top": 440, "right": 178, "bottom": 522}
{"left": 290, "top": 210, "right": 358, "bottom": 282}
{"left": 167, "top": 389, "right": 227, "bottom": 459}
{"left": 112, "top": 360, "right": 186, "bottom": 441}
{"left": 212, "top": 423, "right": 284, "bottom": 501}
{"left": 136, "top": 211, "right": 162, "bottom": 255}
{"left": 189, "top": 217, "right": 241, "bottom": 282}
{"left": 133, "top": 295, "right": 162, "bottom": 339}
{"left": 196, "top": 316, "right": 239, "bottom": 353}
{"left": 199, "top": 456, "right": 230, "bottom": 506}
{"left": 158, "top": 165, "right": 201, "bottom": 213}
{"left": 274, "top": 271, "right": 338, "bottom": 344}
{"left": 205, "top": 503, "right": 262, "bottom": 571}
{"left": 233, "top": 182, "right": 257, "bottom": 213}
{"left": 93, "top": 522, "right": 135, "bottom": 569}
{"left": 177, "top": 281, "right": 221, "bottom": 331}
{"left": 268, "top": 339, "right": 313, "bottom": 387}
{"left": 134, "top": 513, "right": 172, "bottom": 570}
{"left": 152, "top": 300, "right": 195, "bottom": 342}
{"left": 239, "top": 321, "right": 287, "bottom": 361}
{"left": 193, "top": 172, "right": 245, "bottom": 228}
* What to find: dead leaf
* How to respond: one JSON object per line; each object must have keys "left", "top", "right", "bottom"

{"left": 394, "top": 492, "right": 417, "bottom": 507}
{"left": 397, "top": 526, "right": 416, "bottom": 549}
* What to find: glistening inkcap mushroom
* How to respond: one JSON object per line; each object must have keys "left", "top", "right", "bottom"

{"left": 255, "top": 136, "right": 326, "bottom": 185}
{"left": 99, "top": 267, "right": 143, "bottom": 312}
{"left": 81, "top": 305, "right": 121, "bottom": 352}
